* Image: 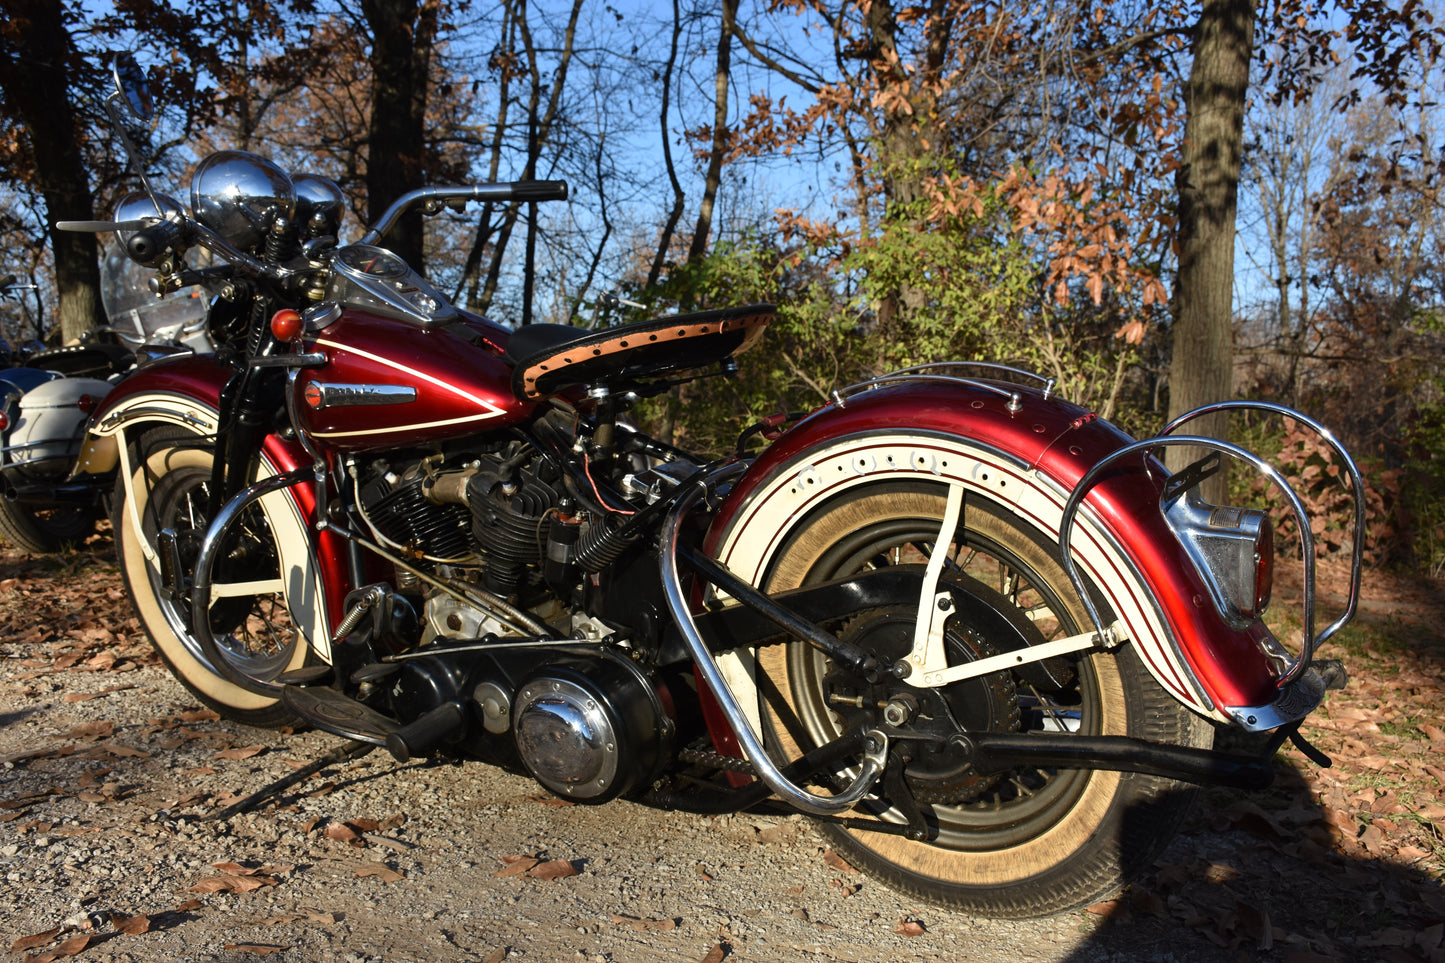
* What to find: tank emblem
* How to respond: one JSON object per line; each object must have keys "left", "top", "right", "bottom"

{"left": 303, "top": 381, "right": 417, "bottom": 409}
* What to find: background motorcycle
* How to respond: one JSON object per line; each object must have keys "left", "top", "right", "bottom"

{"left": 63, "top": 55, "right": 1364, "bottom": 919}
{"left": 0, "top": 256, "right": 208, "bottom": 553}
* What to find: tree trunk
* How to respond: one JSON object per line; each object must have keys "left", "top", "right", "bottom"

{"left": 361, "top": 0, "right": 439, "bottom": 272}
{"left": 1168, "top": 0, "right": 1255, "bottom": 499}
{"left": 685, "top": 0, "right": 738, "bottom": 273}
{"left": 0, "top": 0, "right": 103, "bottom": 344}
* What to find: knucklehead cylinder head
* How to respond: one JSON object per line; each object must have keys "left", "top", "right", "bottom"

{"left": 190, "top": 150, "right": 296, "bottom": 253}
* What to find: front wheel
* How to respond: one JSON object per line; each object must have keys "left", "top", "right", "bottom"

{"left": 113, "top": 428, "right": 326, "bottom": 727}
{"left": 757, "top": 482, "right": 1212, "bottom": 918}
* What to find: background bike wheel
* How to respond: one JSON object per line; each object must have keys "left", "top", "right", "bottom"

{"left": 0, "top": 496, "right": 95, "bottom": 553}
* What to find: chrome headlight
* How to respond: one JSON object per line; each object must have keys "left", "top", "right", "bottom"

{"left": 113, "top": 190, "right": 186, "bottom": 252}
{"left": 292, "top": 172, "right": 345, "bottom": 240}
{"left": 190, "top": 150, "right": 296, "bottom": 252}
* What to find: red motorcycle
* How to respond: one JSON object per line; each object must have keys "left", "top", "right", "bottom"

{"left": 67, "top": 58, "right": 1362, "bottom": 918}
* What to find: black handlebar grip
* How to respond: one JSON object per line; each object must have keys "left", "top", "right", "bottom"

{"left": 511, "top": 180, "right": 569, "bottom": 202}
{"left": 126, "top": 219, "right": 183, "bottom": 266}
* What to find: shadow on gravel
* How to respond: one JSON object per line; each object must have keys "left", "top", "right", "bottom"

{"left": 1066, "top": 765, "right": 1445, "bottom": 962}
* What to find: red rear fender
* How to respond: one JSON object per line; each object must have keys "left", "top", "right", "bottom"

{"left": 706, "top": 382, "right": 1282, "bottom": 723}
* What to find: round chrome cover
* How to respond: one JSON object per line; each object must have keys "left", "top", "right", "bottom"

{"left": 513, "top": 678, "right": 619, "bottom": 799}
{"left": 190, "top": 150, "right": 295, "bottom": 252}
{"left": 292, "top": 172, "right": 345, "bottom": 239}
{"left": 113, "top": 190, "right": 185, "bottom": 250}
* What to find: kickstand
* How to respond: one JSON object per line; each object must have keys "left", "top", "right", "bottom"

{"left": 209, "top": 739, "right": 375, "bottom": 821}
{"left": 1286, "top": 724, "right": 1333, "bottom": 768}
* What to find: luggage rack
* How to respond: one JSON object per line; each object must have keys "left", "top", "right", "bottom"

{"left": 831, "top": 361, "right": 1057, "bottom": 410}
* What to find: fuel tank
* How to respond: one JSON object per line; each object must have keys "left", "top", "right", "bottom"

{"left": 295, "top": 309, "right": 537, "bottom": 452}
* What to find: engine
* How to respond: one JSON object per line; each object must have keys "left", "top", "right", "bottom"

{"left": 354, "top": 443, "right": 564, "bottom": 597}
{"left": 351, "top": 443, "right": 679, "bottom": 802}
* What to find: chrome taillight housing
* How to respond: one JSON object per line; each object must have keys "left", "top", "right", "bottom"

{"left": 1162, "top": 484, "right": 1275, "bottom": 631}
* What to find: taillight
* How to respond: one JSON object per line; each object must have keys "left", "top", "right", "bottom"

{"left": 1253, "top": 515, "right": 1274, "bottom": 618}
{"left": 1163, "top": 490, "right": 1275, "bottom": 630}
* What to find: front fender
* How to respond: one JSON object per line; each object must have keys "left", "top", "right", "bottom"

{"left": 79, "top": 352, "right": 351, "bottom": 642}
{"left": 706, "top": 382, "right": 1287, "bottom": 727}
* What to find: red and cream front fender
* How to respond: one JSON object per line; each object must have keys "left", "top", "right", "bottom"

{"left": 705, "top": 382, "right": 1297, "bottom": 729}
{"left": 76, "top": 354, "right": 349, "bottom": 658}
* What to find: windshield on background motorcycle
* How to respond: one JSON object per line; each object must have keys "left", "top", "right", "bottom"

{"left": 99, "top": 240, "right": 209, "bottom": 350}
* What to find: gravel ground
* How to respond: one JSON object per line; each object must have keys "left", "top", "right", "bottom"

{"left": 4, "top": 541, "right": 1436, "bottom": 963}
{"left": 2, "top": 652, "right": 1162, "bottom": 963}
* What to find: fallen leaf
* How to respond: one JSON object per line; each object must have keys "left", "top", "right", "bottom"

{"left": 895, "top": 918, "right": 927, "bottom": 936}
{"left": 223, "top": 944, "right": 286, "bottom": 955}
{"left": 823, "top": 849, "right": 859, "bottom": 874}
{"left": 110, "top": 913, "right": 150, "bottom": 936}
{"left": 611, "top": 914, "right": 678, "bottom": 933}
{"left": 324, "top": 822, "right": 364, "bottom": 846}
{"left": 34, "top": 934, "right": 90, "bottom": 960}
{"left": 215, "top": 745, "right": 267, "bottom": 760}
{"left": 187, "top": 874, "right": 278, "bottom": 893}
{"left": 10, "top": 928, "right": 60, "bottom": 952}
{"left": 699, "top": 944, "right": 727, "bottom": 963}
{"left": 494, "top": 856, "right": 540, "bottom": 878}
{"left": 67, "top": 721, "right": 113, "bottom": 740}
{"left": 527, "top": 859, "right": 578, "bottom": 880}
{"left": 354, "top": 865, "right": 404, "bottom": 882}
{"left": 482, "top": 950, "right": 508, "bottom": 963}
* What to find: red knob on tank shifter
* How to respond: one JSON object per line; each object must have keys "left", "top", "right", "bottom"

{"left": 270, "top": 308, "right": 303, "bottom": 343}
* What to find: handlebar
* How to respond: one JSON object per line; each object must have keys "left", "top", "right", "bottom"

{"left": 126, "top": 218, "right": 185, "bottom": 266}
{"left": 359, "top": 180, "right": 569, "bottom": 245}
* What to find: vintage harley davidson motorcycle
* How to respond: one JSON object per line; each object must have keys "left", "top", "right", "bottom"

{"left": 62, "top": 57, "right": 1363, "bottom": 918}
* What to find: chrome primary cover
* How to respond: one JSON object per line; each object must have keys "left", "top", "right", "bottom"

{"left": 514, "top": 677, "right": 621, "bottom": 799}
{"left": 190, "top": 150, "right": 296, "bottom": 252}
{"left": 510, "top": 658, "right": 669, "bottom": 803}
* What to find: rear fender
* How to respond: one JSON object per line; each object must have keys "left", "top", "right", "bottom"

{"left": 84, "top": 354, "right": 349, "bottom": 657}
{"left": 704, "top": 382, "right": 1287, "bottom": 732}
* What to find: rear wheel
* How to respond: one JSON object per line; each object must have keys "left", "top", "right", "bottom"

{"left": 758, "top": 481, "right": 1211, "bottom": 918}
{"left": 0, "top": 496, "right": 95, "bottom": 553}
{"left": 113, "top": 428, "right": 324, "bottom": 727}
